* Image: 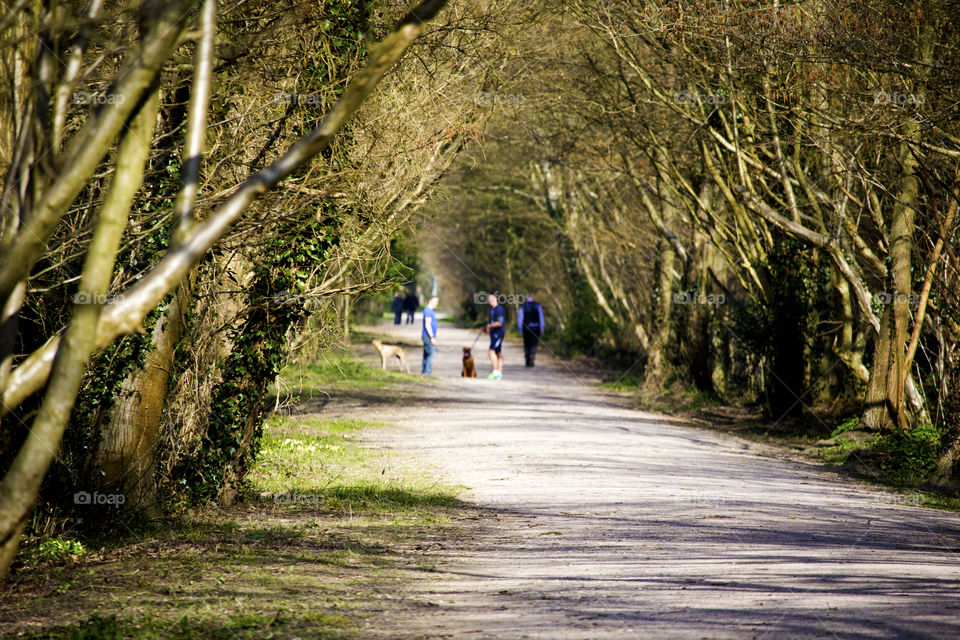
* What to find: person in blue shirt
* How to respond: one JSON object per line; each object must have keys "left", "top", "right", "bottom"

{"left": 421, "top": 296, "right": 439, "bottom": 375}
{"left": 517, "top": 295, "right": 544, "bottom": 367}
{"left": 485, "top": 295, "right": 507, "bottom": 379}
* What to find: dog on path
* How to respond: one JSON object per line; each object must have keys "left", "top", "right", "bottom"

{"left": 462, "top": 346, "right": 477, "bottom": 378}
{"left": 372, "top": 339, "right": 409, "bottom": 373}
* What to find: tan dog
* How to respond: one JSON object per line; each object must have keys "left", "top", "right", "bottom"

{"left": 372, "top": 339, "right": 409, "bottom": 373}
{"left": 462, "top": 347, "right": 477, "bottom": 377}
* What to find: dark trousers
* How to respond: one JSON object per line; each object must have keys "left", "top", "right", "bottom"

{"left": 393, "top": 310, "right": 402, "bottom": 324}
{"left": 405, "top": 311, "right": 415, "bottom": 324}
{"left": 522, "top": 328, "right": 541, "bottom": 366}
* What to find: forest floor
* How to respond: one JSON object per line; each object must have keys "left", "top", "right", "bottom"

{"left": 2, "top": 319, "right": 960, "bottom": 639}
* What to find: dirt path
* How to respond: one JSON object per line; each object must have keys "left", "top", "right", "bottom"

{"left": 343, "top": 321, "right": 960, "bottom": 639}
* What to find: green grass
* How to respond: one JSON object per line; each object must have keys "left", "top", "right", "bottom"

{"left": 818, "top": 433, "right": 879, "bottom": 465}
{"left": 599, "top": 373, "right": 641, "bottom": 391}
{"left": 919, "top": 493, "right": 960, "bottom": 511}
{"left": 280, "top": 355, "right": 424, "bottom": 394}
{"left": 250, "top": 415, "right": 461, "bottom": 516}
{"left": 830, "top": 416, "right": 861, "bottom": 438}
{"left": 6, "top": 355, "right": 463, "bottom": 640}
{"left": 16, "top": 610, "right": 353, "bottom": 640}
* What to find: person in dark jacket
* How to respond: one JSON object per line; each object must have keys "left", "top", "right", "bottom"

{"left": 403, "top": 291, "right": 419, "bottom": 324}
{"left": 517, "top": 295, "right": 544, "bottom": 367}
{"left": 391, "top": 292, "right": 404, "bottom": 325}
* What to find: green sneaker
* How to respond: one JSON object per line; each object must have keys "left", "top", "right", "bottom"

{"left": 493, "top": 371, "right": 502, "bottom": 380}
{"left": 487, "top": 372, "right": 498, "bottom": 380}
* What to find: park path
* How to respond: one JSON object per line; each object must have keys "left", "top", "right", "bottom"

{"left": 350, "top": 320, "right": 960, "bottom": 639}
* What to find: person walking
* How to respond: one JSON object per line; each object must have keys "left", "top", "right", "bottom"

{"left": 517, "top": 295, "right": 544, "bottom": 367}
{"left": 485, "top": 295, "right": 506, "bottom": 380}
{"left": 391, "top": 292, "right": 404, "bottom": 325}
{"left": 421, "top": 296, "right": 439, "bottom": 375}
{"left": 403, "top": 290, "right": 419, "bottom": 324}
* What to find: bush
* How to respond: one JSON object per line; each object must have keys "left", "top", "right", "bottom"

{"left": 878, "top": 423, "right": 942, "bottom": 482}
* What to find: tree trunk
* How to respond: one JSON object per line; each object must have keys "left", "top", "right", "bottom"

{"left": 93, "top": 290, "right": 187, "bottom": 517}
{"left": 642, "top": 196, "right": 677, "bottom": 391}
{"left": 863, "top": 134, "right": 918, "bottom": 431}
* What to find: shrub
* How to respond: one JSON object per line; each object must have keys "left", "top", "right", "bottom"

{"left": 37, "top": 537, "right": 86, "bottom": 563}
{"left": 878, "top": 423, "right": 942, "bottom": 482}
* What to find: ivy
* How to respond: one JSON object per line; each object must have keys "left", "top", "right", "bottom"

{"left": 172, "top": 217, "right": 342, "bottom": 504}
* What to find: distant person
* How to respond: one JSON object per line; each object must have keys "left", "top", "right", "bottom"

{"left": 403, "top": 290, "right": 419, "bottom": 324}
{"left": 517, "top": 295, "right": 544, "bottom": 367}
{"left": 421, "top": 296, "right": 439, "bottom": 375}
{"left": 391, "top": 292, "right": 404, "bottom": 325}
{"left": 485, "top": 295, "right": 506, "bottom": 380}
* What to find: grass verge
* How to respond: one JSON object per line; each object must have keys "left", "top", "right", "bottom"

{"left": 2, "top": 360, "right": 463, "bottom": 639}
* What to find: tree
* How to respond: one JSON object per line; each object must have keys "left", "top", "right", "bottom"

{"left": 0, "top": 0, "right": 454, "bottom": 581}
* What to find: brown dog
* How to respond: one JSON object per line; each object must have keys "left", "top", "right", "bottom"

{"left": 372, "top": 339, "right": 409, "bottom": 373}
{"left": 462, "top": 347, "right": 477, "bottom": 377}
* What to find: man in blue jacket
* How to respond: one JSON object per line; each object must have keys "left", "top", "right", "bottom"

{"left": 517, "top": 295, "right": 544, "bottom": 367}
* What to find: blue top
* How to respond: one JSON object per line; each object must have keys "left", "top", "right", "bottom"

{"left": 489, "top": 304, "right": 506, "bottom": 335}
{"left": 517, "top": 301, "right": 544, "bottom": 333}
{"left": 422, "top": 306, "right": 438, "bottom": 340}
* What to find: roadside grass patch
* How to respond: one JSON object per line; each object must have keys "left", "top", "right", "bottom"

{"left": 251, "top": 415, "right": 462, "bottom": 518}
{"left": 818, "top": 432, "right": 879, "bottom": 466}
{"left": 280, "top": 354, "right": 425, "bottom": 395}
{"left": 12, "top": 608, "right": 354, "bottom": 640}
{"left": 4, "top": 373, "right": 463, "bottom": 639}
{"left": 599, "top": 373, "right": 640, "bottom": 391}
{"left": 919, "top": 493, "right": 960, "bottom": 511}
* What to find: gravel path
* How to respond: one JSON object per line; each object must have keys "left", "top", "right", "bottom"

{"left": 358, "top": 321, "right": 960, "bottom": 639}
